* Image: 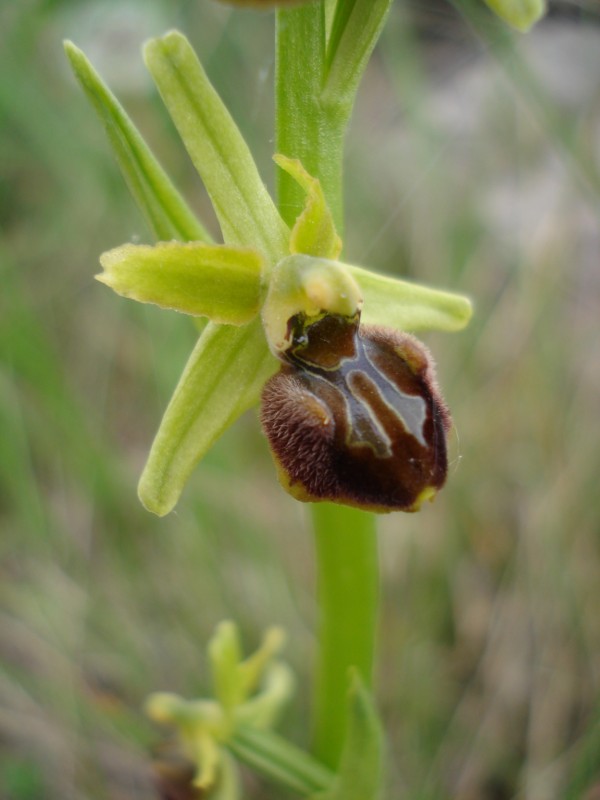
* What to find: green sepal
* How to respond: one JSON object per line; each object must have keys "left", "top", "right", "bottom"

{"left": 144, "top": 31, "right": 289, "bottom": 263}
{"left": 274, "top": 155, "right": 342, "bottom": 260}
{"left": 262, "top": 255, "right": 362, "bottom": 355}
{"left": 138, "top": 319, "right": 277, "bottom": 516}
{"left": 235, "top": 662, "right": 295, "bottom": 731}
{"left": 347, "top": 264, "right": 473, "bottom": 332}
{"left": 97, "top": 242, "right": 264, "bottom": 324}
{"left": 63, "top": 41, "right": 211, "bottom": 244}
{"left": 312, "top": 672, "right": 383, "bottom": 800}
{"left": 209, "top": 622, "right": 245, "bottom": 719}
{"left": 482, "top": 0, "right": 546, "bottom": 31}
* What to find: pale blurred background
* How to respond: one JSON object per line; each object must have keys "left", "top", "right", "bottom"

{"left": 1, "top": 1, "right": 600, "bottom": 797}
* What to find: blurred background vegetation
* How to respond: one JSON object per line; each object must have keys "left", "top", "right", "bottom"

{"left": 1, "top": 1, "right": 600, "bottom": 798}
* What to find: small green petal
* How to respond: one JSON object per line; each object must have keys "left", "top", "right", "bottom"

{"left": 482, "top": 0, "right": 546, "bottom": 31}
{"left": 273, "top": 155, "right": 342, "bottom": 260}
{"left": 144, "top": 31, "right": 289, "bottom": 263}
{"left": 238, "top": 627, "right": 286, "bottom": 698}
{"left": 312, "top": 673, "right": 383, "bottom": 800}
{"left": 235, "top": 662, "right": 295, "bottom": 731}
{"left": 138, "top": 319, "right": 277, "bottom": 516}
{"left": 97, "top": 242, "right": 264, "bottom": 325}
{"left": 347, "top": 264, "right": 473, "bottom": 333}
{"left": 63, "top": 41, "right": 211, "bottom": 244}
{"left": 262, "top": 255, "right": 362, "bottom": 355}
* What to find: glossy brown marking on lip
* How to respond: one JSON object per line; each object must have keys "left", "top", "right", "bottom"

{"left": 261, "top": 311, "right": 451, "bottom": 512}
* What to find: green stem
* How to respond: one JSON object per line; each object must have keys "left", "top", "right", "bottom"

{"left": 275, "top": 2, "right": 347, "bottom": 232}
{"left": 311, "top": 504, "right": 379, "bottom": 768}
{"left": 276, "top": 1, "right": 381, "bottom": 771}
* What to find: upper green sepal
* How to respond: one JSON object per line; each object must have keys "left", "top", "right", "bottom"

{"left": 98, "top": 241, "right": 265, "bottom": 325}
{"left": 143, "top": 31, "right": 289, "bottom": 263}
{"left": 482, "top": 0, "right": 546, "bottom": 31}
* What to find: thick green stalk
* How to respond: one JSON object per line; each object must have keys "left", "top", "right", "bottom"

{"left": 276, "top": 1, "right": 384, "bottom": 770}
{"left": 275, "top": 3, "right": 346, "bottom": 231}
{"left": 311, "top": 504, "right": 379, "bottom": 768}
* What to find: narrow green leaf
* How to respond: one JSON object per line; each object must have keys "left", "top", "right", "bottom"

{"left": 138, "top": 319, "right": 277, "bottom": 516}
{"left": 313, "top": 673, "right": 383, "bottom": 800}
{"left": 97, "top": 242, "right": 264, "bottom": 324}
{"left": 347, "top": 264, "right": 473, "bottom": 333}
{"left": 323, "top": 0, "right": 394, "bottom": 111}
{"left": 143, "top": 31, "right": 289, "bottom": 263}
{"left": 229, "top": 727, "right": 334, "bottom": 796}
{"left": 209, "top": 750, "right": 241, "bottom": 800}
{"left": 482, "top": 0, "right": 546, "bottom": 31}
{"left": 274, "top": 155, "right": 342, "bottom": 259}
{"left": 63, "top": 41, "right": 211, "bottom": 244}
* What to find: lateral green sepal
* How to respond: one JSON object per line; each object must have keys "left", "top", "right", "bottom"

{"left": 274, "top": 155, "right": 342, "bottom": 260}
{"left": 347, "top": 264, "right": 473, "bottom": 332}
{"left": 97, "top": 242, "right": 264, "bottom": 324}
{"left": 143, "top": 31, "right": 289, "bottom": 263}
{"left": 63, "top": 41, "right": 211, "bottom": 244}
{"left": 312, "top": 672, "right": 383, "bottom": 800}
{"left": 482, "top": 0, "right": 546, "bottom": 31}
{"left": 138, "top": 319, "right": 277, "bottom": 516}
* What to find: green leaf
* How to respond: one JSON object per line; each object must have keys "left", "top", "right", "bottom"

{"left": 482, "top": 0, "right": 546, "bottom": 31}
{"left": 138, "top": 318, "right": 277, "bottom": 516}
{"left": 144, "top": 31, "right": 289, "bottom": 263}
{"left": 347, "top": 264, "right": 473, "bottom": 332}
{"left": 323, "top": 0, "right": 394, "bottom": 111}
{"left": 229, "top": 727, "right": 334, "bottom": 796}
{"left": 97, "top": 242, "right": 264, "bottom": 324}
{"left": 63, "top": 41, "right": 211, "bottom": 244}
{"left": 313, "top": 673, "right": 384, "bottom": 800}
{"left": 274, "top": 155, "right": 342, "bottom": 259}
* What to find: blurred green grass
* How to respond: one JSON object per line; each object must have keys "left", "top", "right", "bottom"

{"left": 1, "top": 1, "right": 600, "bottom": 798}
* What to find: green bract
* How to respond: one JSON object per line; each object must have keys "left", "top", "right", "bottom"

{"left": 65, "top": 31, "right": 472, "bottom": 517}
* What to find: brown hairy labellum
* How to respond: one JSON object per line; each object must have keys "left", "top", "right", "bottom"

{"left": 261, "top": 311, "right": 451, "bottom": 513}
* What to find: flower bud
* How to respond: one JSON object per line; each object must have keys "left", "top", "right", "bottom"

{"left": 261, "top": 311, "right": 451, "bottom": 513}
